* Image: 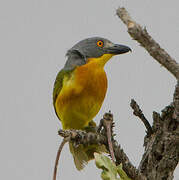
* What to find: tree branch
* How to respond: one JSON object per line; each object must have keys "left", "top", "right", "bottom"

{"left": 114, "top": 144, "right": 146, "bottom": 180}
{"left": 173, "top": 81, "right": 179, "bottom": 122}
{"left": 100, "top": 112, "right": 116, "bottom": 163}
{"left": 139, "top": 105, "right": 179, "bottom": 179}
{"left": 58, "top": 112, "right": 145, "bottom": 180}
{"left": 116, "top": 7, "right": 179, "bottom": 179}
{"left": 116, "top": 7, "right": 179, "bottom": 80}
{"left": 130, "top": 99, "right": 153, "bottom": 136}
{"left": 53, "top": 137, "right": 70, "bottom": 180}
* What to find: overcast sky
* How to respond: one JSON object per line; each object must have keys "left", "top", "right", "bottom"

{"left": 0, "top": 0, "right": 179, "bottom": 179}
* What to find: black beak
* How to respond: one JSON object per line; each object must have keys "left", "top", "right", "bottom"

{"left": 106, "top": 44, "right": 132, "bottom": 55}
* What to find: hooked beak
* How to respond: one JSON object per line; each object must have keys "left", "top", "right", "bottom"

{"left": 105, "top": 44, "right": 132, "bottom": 55}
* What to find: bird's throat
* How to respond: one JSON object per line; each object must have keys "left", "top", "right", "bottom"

{"left": 87, "top": 54, "right": 114, "bottom": 67}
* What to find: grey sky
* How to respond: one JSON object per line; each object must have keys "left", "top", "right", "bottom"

{"left": 0, "top": 0, "right": 178, "bottom": 179}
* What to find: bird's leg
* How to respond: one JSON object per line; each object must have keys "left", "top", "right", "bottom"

{"left": 84, "top": 120, "right": 97, "bottom": 133}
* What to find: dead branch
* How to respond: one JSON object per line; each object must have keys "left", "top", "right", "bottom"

{"left": 130, "top": 99, "right": 153, "bottom": 136}
{"left": 53, "top": 137, "right": 70, "bottom": 180}
{"left": 116, "top": 7, "right": 179, "bottom": 180}
{"left": 58, "top": 112, "right": 146, "bottom": 180}
{"left": 116, "top": 7, "right": 179, "bottom": 80}
{"left": 100, "top": 112, "right": 116, "bottom": 163}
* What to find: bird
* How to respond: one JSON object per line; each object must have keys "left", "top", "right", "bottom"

{"left": 53, "top": 37, "right": 131, "bottom": 170}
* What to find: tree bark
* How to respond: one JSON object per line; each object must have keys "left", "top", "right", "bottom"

{"left": 116, "top": 7, "right": 179, "bottom": 180}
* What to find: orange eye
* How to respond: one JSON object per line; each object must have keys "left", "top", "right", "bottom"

{"left": 97, "top": 40, "right": 104, "bottom": 47}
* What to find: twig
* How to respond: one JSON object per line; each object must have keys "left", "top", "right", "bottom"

{"left": 114, "top": 144, "right": 146, "bottom": 180}
{"left": 102, "top": 112, "right": 116, "bottom": 163}
{"left": 130, "top": 99, "right": 153, "bottom": 135}
{"left": 58, "top": 116, "right": 145, "bottom": 180}
{"left": 116, "top": 7, "right": 179, "bottom": 80}
{"left": 53, "top": 137, "right": 70, "bottom": 180}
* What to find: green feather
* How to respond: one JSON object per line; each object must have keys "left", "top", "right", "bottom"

{"left": 53, "top": 69, "right": 74, "bottom": 118}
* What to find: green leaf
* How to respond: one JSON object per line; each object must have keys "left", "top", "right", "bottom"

{"left": 94, "top": 153, "right": 120, "bottom": 180}
{"left": 94, "top": 153, "right": 133, "bottom": 180}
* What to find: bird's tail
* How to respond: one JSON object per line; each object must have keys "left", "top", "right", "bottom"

{"left": 69, "top": 142, "right": 106, "bottom": 170}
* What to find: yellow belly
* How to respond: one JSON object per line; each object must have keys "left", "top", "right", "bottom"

{"left": 55, "top": 61, "right": 107, "bottom": 129}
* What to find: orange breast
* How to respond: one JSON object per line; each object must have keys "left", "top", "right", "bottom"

{"left": 75, "top": 62, "right": 107, "bottom": 101}
{"left": 55, "top": 60, "right": 108, "bottom": 129}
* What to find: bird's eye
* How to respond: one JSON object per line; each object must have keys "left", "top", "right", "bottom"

{"left": 97, "top": 40, "right": 104, "bottom": 47}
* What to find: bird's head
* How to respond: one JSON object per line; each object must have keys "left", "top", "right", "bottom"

{"left": 64, "top": 37, "right": 131, "bottom": 70}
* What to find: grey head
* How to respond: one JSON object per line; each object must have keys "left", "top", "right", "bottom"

{"left": 64, "top": 37, "right": 131, "bottom": 70}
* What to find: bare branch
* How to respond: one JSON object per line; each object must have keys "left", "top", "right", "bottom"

{"left": 58, "top": 112, "right": 146, "bottom": 180}
{"left": 53, "top": 137, "right": 70, "bottom": 180}
{"left": 116, "top": 7, "right": 179, "bottom": 80}
{"left": 100, "top": 112, "right": 116, "bottom": 163}
{"left": 98, "top": 112, "right": 145, "bottom": 179}
{"left": 130, "top": 99, "right": 153, "bottom": 135}
{"left": 116, "top": 7, "right": 179, "bottom": 179}
{"left": 115, "top": 144, "right": 146, "bottom": 180}
{"left": 139, "top": 105, "right": 179, "bottom": 179}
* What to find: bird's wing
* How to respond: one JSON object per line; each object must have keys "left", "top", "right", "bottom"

{"left": 53, "top": 69, "right": 73, "bottom": 118}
